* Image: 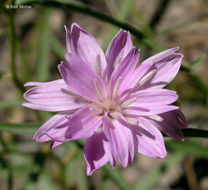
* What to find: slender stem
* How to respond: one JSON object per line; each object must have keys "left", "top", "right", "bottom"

{"left": 8, "top": 165, "right": 13, "bottom": 190}
{"left": 149, "top": 0, "right": 170, "bottom": 31}
{"left": 16, "top": 38, "right": 31, "bottom": 81}
{"left": 0, "top": 135, "right": 13, "bottom": 190}
{"left": 7, "top": 12, "right": 25, "bottom": 93}
{"left": 182, "top": 128, "right": 208, "bottom": 138}
{"left": 0, "top": 0, "right": 4, "bottom": 9}
{"left": 17, "top": 0, "right": 144, "bottom": 40}
{"left": 184, "top": 157, "right": 199, "bottom": 190}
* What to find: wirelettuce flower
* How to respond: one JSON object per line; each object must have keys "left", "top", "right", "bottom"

{"left": 23, "top": 23, "right": 187, "bottom": 176}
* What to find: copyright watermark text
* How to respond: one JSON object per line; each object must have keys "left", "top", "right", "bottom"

{"left": 5, "top": 4, "right": 32, "bottom": 9}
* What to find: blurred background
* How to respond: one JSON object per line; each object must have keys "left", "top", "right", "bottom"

{"left": 1, "top": 0, "right": 208, "bottom": 189}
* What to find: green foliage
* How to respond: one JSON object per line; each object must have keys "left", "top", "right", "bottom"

{"left": 36, "top": 9, "right": 51, "bottom": 82}
{"left": 103, "top": 0, "right": 133, "bottom": 50}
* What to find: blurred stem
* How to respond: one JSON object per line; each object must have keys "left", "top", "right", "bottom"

{"left": 149, "top": 0, "right": 170, "bottom": 31}
{"left": 100, "top": 175, "right": 108, "bottom": 190}
{"left": 158, "top": 12, "right": 208, "bottom": 36}
{"left": 50, "top": 31, "right": 65, "bottom": 60}
{"left": 17, "top": 0, "right": 145, "bottom": 40}
{"left": 7, "top": 12, "right": 25, "bottom": 93}
{"left": 0, "top": 135, "right": 13, "bottom": 190}
{"left": 8, "top": 165, "right": 13, "bottom": 190}
{"left": 0, "top": 0, "right": 5, "bottom": 9}
{"left": 178, "top": 128, "right": 208, "bottom": 138}
{"left": 184, "top": 157, "right": 199, "bottom": 190}
{"left": 16, "top": 38, "right": 31, "bottom": 81}
{"left": 103, "top": 0, "right": 133, "bottom": 50}
{"left": 36, "top": 9, "right": 51, "bottom": 82}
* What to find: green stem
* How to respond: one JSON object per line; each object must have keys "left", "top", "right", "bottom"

{"left": 16, "top": 38, "right": 31, "bottom": 81}
{"left": 7, "top": 12, "right": 25, "bottom": 93}
{"left": 0, "top": 135, "right": 13, "bottom": 190}
{"left": 8, "top": 165, "right": 13, "bottom": 190}
{"left": 182, "top": 128, "right": 208, "bottom": 138}
{"left": 17, "top": 0, "right": 144, "bottom": 40}
{"left": 149, "top": 0, "right": 170, "bottom": 31}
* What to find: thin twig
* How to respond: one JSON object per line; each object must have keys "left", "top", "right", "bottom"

{"left": 184, "top": 157, "right": 199, "bottom": 190}
{"left": 17, "top": 0, "right": 145, "bottom": 40}
{"left": 150, "top": 0, "right": 170, "bottom": 31}
{"left": 0, "top": 135, "right": 13, "bottom": 190}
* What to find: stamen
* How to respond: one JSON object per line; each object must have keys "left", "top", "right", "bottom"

{"left": 121, "top": 97, "right": 136, "bottom": 107}
{"left": 94, "top": 79, "right": 104, "bottom": 100}
{"left": 126, "top": 117, "right": 137, "bottom": 125}
{"left": 106, "top": 82, "right": 110, "bottom": 99}
{"left": 139, "top": 69, "right": 156, "bottom": 86}
{"left": 61, "top": 88, "right": 89, "bottom": 103}
{"left": 177, "top": 116, "right": 186, "bottom": 125}
{"left": 96, "top": 125, "right": 103, "bottom": 134}
{"left": 93, "top": 101, "right": 104, "bottom": 108}
{"left": 96, "top": 54, "right": 102, "bottom": 75}
{"left": 109, "top": 111, "right": 121, "bottom": 119}
{"left": 90, "top": 105, "right": 103, "bottom": 115}
{"left": 115, "top": 56, "right": 122, "bottom": 69}
{"left": 148, "top": 115, "right": 163, "bottom": 121}
{"left": 112, "top": 77, "right": 122, "bottom": 98}
{"left": 65, "top": 115, "right": 72, "bottom": 119}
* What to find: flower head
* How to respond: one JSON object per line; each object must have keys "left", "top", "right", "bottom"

{"left": 23, "top": 23, "right": 187, "bottom": 175}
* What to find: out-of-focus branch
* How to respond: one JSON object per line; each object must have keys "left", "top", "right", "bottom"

{"left": 0, "top": 135, "right": 13, "bottom": 190}
{"left": 150, "top": 0, "right": 171, "bottom": 31}
{"left": 16, "top": 0, "right": 145, "bottom": 40}
{"left": 184, "top": 157, "right": 199, "bottom": 190}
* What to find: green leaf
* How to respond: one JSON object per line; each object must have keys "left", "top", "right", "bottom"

{"left": 130, "top": 6, "right": 153, "bottom": 38}
{"left": 36, "top": 9, "right": 51, "bottom": 82}
{"left": 50, "top": 32, "right": 66, "bottom": 60}
{"left": 63, "top": 159, "right": 77, "bottom": 188}
{"left": 142, "top": 38, "right": 164, "bottom": 52}
{"left": 63, "top": 143, "right": 81, "bottom": 188}
{"left": 103, "top": 0, "right": 133, "bottom": 50}
{"left": 34, "top": 9, "right": 55, "bottom": 121}
{"left": 16, "top": 39, "right": 31, "bottom": 81}
{"left": 76, "top": 158, "right": 88, "bottom": 190}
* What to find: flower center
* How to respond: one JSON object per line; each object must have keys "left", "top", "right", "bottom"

{"left": 92, "top": 78, "right": 138, "bottom": 125}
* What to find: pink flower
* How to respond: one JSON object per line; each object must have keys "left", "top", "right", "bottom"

{"left": 23, "top": 23, "right": 186, "bottom": 175}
